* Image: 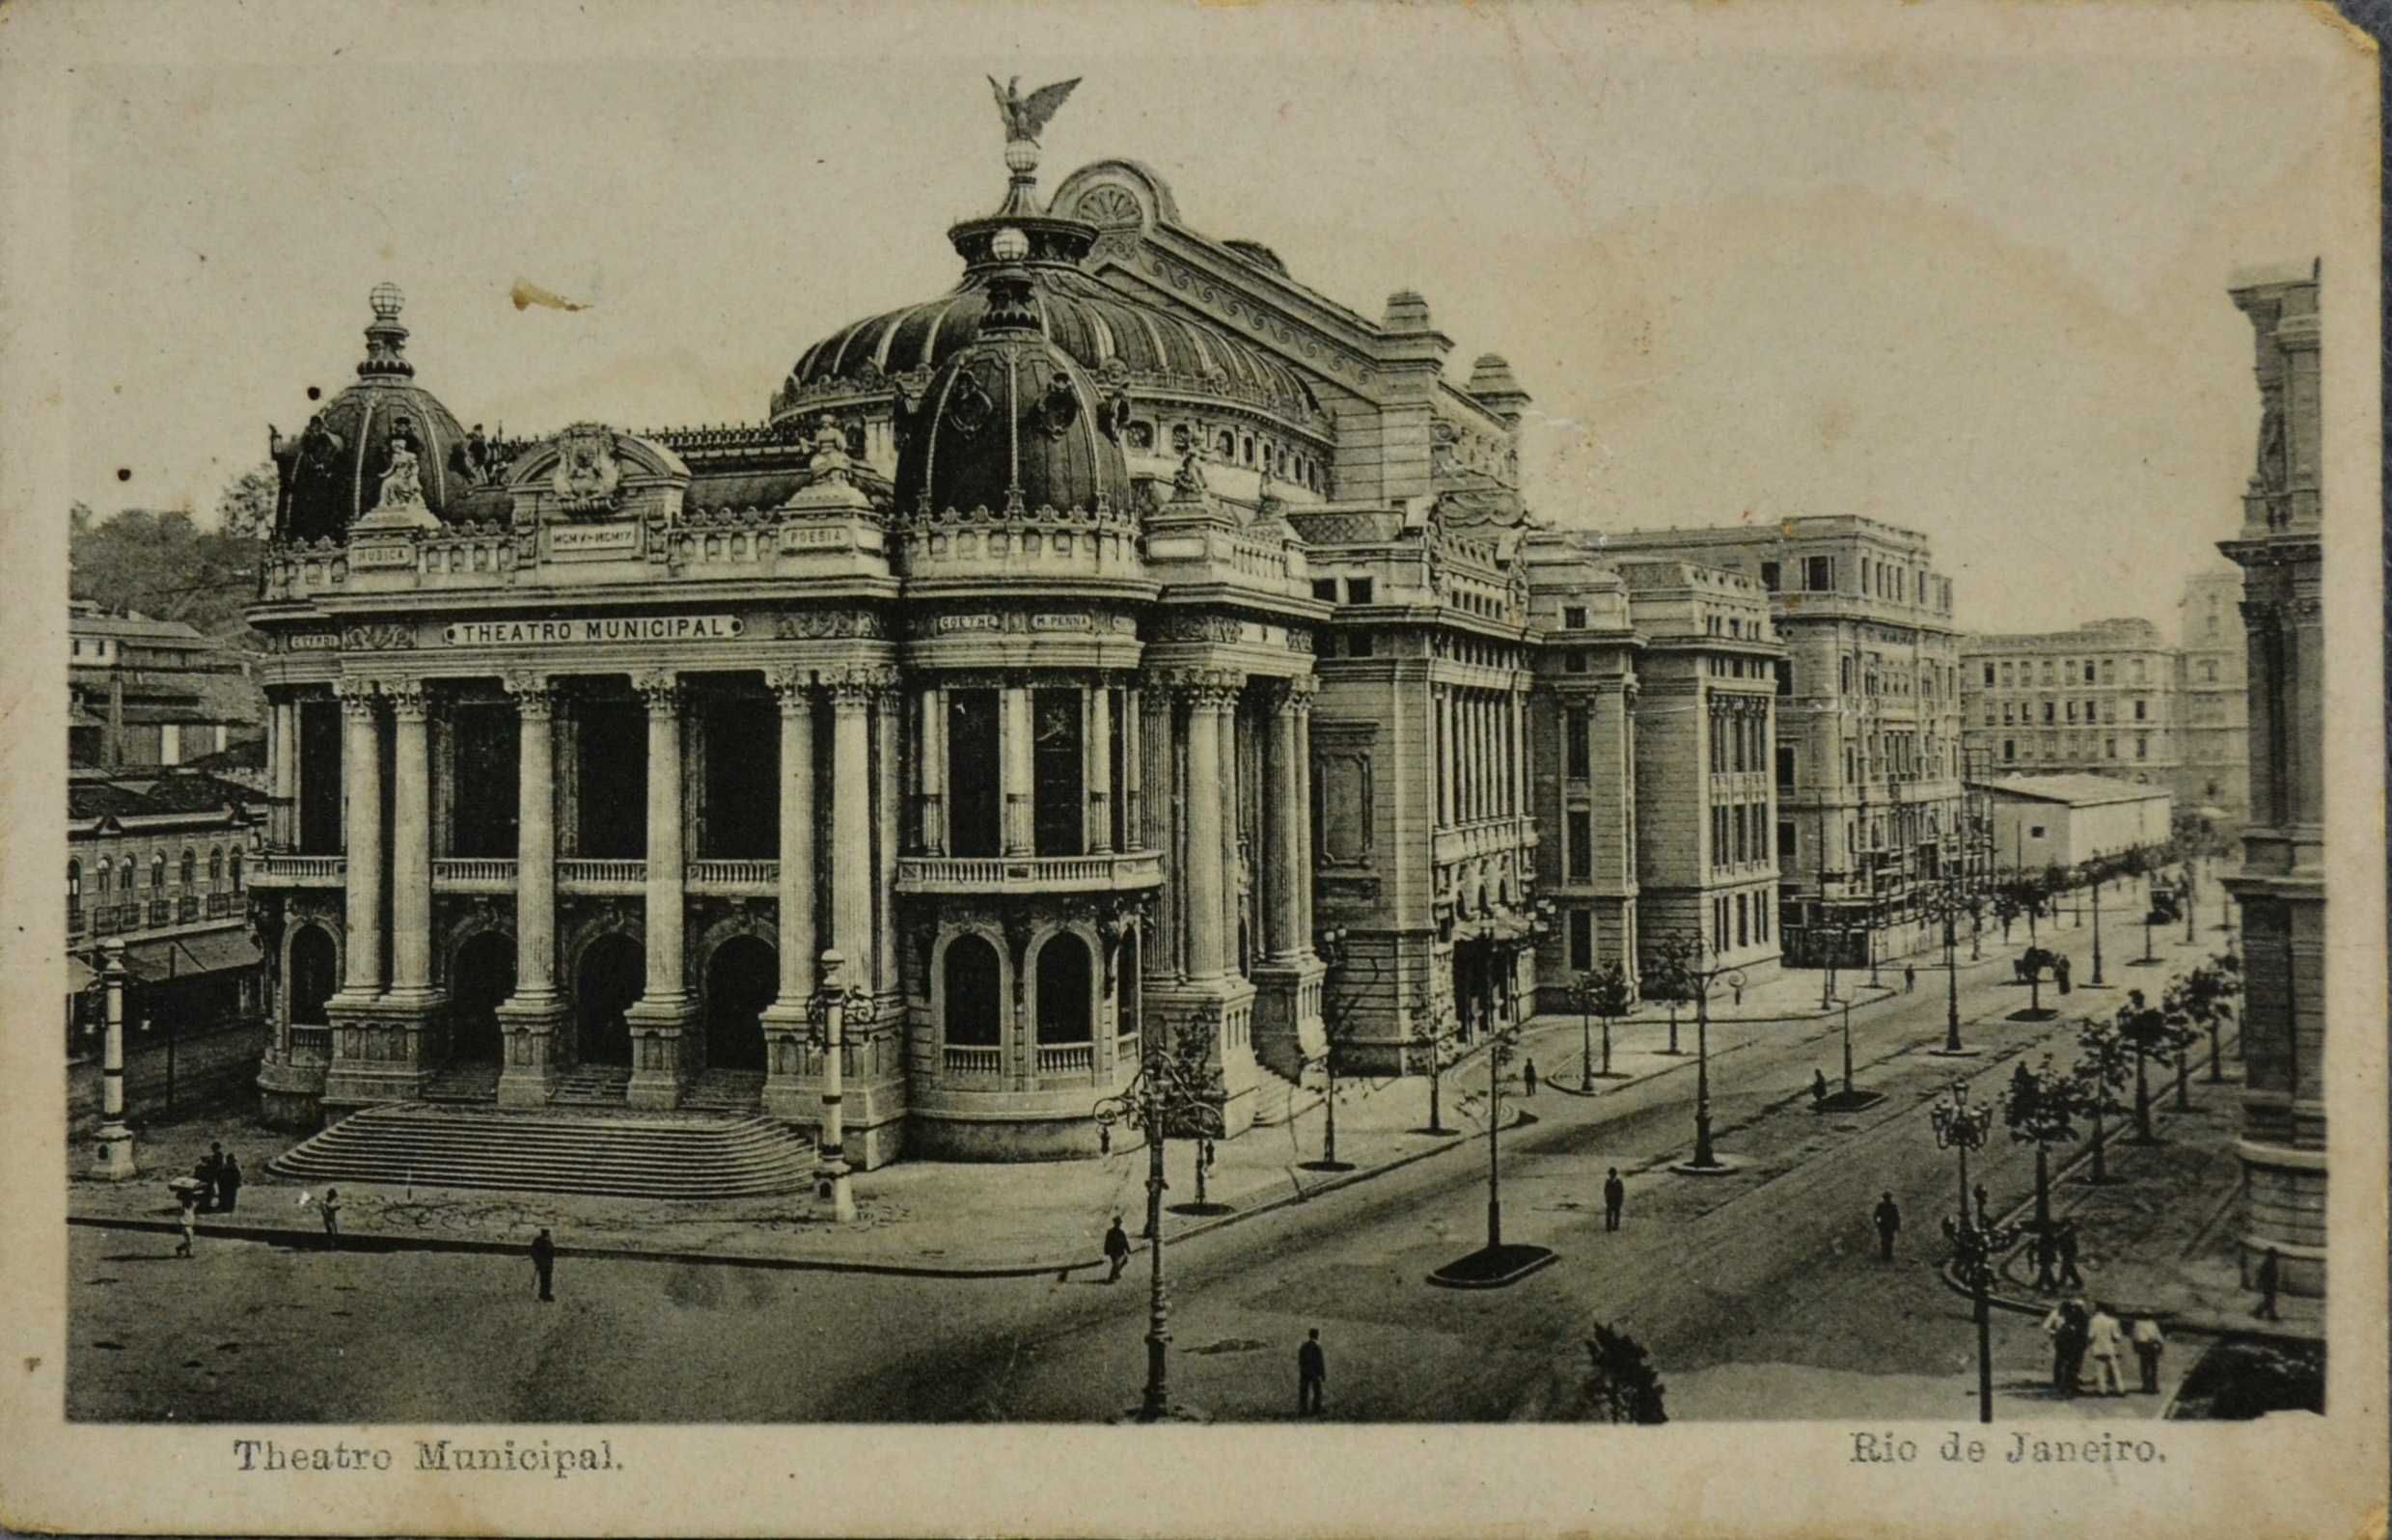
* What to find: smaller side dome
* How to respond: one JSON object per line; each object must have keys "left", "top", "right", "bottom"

{"left": 893, "top": 274, "right": 1136, "bottom": 518}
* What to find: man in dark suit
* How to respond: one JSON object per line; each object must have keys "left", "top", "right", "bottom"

{"left": 1102, "top": 1216, "right": 1132, "bottom": 1283}
{"left": 1873, "top": 1193, "right": 1902, "bottom": 1260}
{"left": 531, "top": 1228, "right": 556, "bottom": 1302}
{"left": 1603, "top": 1169, "right": 1626, "bottom": 1231}
{"left": 1297, "top": 1328, "right": 1326, "bottom": 1416}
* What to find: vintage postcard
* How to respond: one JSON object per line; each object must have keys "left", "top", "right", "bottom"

{"left": 0, "top": 0, "right": 2381, "bottom": 1535}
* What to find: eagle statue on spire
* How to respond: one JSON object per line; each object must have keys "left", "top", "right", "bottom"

{"left": 989, "top": 75, "right": 1081, "bottom": 145}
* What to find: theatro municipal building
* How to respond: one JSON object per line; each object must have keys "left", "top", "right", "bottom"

{"left": 247, "top": 92, "right": 1796, "bottom": 1164}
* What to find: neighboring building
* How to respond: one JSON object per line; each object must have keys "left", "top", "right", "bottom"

{"left": 2218, "top": 261, "right": 2324, "bottom": 1298}
{"left": 1959, "top": 619, "right": 2182, "bottom": 788}
{"left": 2174, "top": 567, "right": 2250, "bottom": 820}
{"left": 1561, "top": 517, "right": 1965, "bottom": 972}
{"left": 1969, "top": 773, "right": 2173, "bottom": 871}
{"left": 66, "top": 768, "right": 270, "bottom": 1128}
{"left": 68, "top": 601, "right": 264, "bottom": 771}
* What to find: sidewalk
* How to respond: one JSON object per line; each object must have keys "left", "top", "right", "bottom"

{"left": 67, "top": 1068, "right": 1520, "bottom": 1279}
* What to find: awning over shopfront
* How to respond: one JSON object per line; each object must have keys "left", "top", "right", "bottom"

{"left": 65, "top": 954, "right": 96, "bottom": 996}
{"left": 118, "top": 929, "right": 264, "bottom": 983}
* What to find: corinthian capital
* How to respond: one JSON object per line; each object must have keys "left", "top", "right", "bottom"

{"left": 632, "top": 671, "right": 684, "bottom": 717}
{"left": 827, "top": 663, "right": 901, "bottom": 708}
{"left": 383, "top": 681, "right": 430, "bottom": 722}
{"left": 763, "top": 666, "right": 816, "bottom": 714}
{"left": 502, "top": 672, "right": 558, "bottom": 721}
{"left": 332, "top": 678, "right": 382, "bottom": 719}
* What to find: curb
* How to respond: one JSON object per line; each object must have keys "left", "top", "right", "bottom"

{"left": 67, "top": 1108, "right": 1523, "bottom": 1281}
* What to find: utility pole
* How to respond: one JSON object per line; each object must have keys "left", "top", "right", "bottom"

{"left": 93, "top": 941, "right": 138, "bottom": 1179}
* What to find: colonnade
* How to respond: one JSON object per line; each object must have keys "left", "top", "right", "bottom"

{"left": 1434, "top": 681, "right": 1531, "bottom": 829}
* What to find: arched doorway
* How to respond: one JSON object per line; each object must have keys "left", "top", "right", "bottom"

{"left": 704, "top": 935, "right": 777, "bottom": 1072}
{"left": 289, "top": 926, "right": 337, "bottom": 1026}
{"left": 943, "top": 934, "right": 1002, "bottom": 1047}
{"left": 1035, "top": 932, "right": 1093, "bottom": 1044}
{"left": 450, "top": 931, "right": 515, "bottom": 1061}
{"left": 576, "top": 932, "right": 643, "bottom": 1065}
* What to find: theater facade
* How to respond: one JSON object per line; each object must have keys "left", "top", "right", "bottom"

{"left": 247, "top": 113, "right": 1783, "bottom": 1164}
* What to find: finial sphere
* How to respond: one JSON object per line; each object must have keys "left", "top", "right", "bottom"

{"left": 369, "top": 281, "right": 405, "bottom": 322}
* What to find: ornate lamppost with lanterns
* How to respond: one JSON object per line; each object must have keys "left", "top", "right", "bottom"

{"left": 1931, "top": 1078, "right": 2017, "bottom": 1425}
{"left": 1091, "top": 1006, "right": 1226, "bottom": 1424}
{"left": 806, "top": 948, "right": 877, "bottom": 1224}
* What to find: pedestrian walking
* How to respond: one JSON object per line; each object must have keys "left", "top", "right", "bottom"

{"left": 2031, "top": 1227, "right": 2059, "bottom": 1292}
{"left": 2061, "top": 1297, "right": 2091, "bottom": 1393}
{"left": 1732, "top": 980, "right": 1745, "bottom": 1007}
{"left": 174, "top": 1191, "right": 197, "bottom": 1258}
{"left": 2085, "top": 1302, "right": 2127, "bottom": 1396}
{"left": 2251, "top": 1246, "right": 2283, "bottom": 1321}
{"left": 216, "top": 1152, "right": 243, "bottom": 1215}
{"left": 1102, "top": 1215, "right": 1132, "bottom": 1283}
{"left": 1602, "top": 1169, "right": 1625, "bottom": 1231}
{"left": 1297, "top": 1328, "right": 1327, "bottom": 1416}
{"left": 2131, "top": 1315, "right": 2165, "bottom": 1393}
{"left": 195, "top": 1145, "right": 224, "bottom": 1214}
{"left": 2055, "top": 1220, "right": 2084, "bottom": 1287}
{"left": 1811, "top": 1069, "right": 1828, "bottom": 1108}
{"left": 1904, "top": 964, "right": 1916, "bottom": 995}
{"left": 318, "top": 1187, "right": 343, "bottom": 1250}
{"left": 1522, "top": 1057, "right": 1539, "bottom": 1098}
{"left": 1972, "top": 1183, "right": 1991, "bottom": 1228}
{"left": 1872, "top": 1193, "right": 1902, "bottom": 1260}
{"left": 530, "top": 1228, "right": 556, "bottom": 1302}
{"left": 2041, "top": 1302, "right": 2071, "bottom": 1393}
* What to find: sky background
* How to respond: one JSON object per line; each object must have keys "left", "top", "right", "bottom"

{"left": 60, "top": 1, "right": 2365, "bottom": 640}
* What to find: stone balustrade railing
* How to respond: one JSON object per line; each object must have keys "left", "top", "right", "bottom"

{"left": 896, "top": 851, "right": 1164, "bottom": 894}
{"left": 1034, "top": 1043, "right": 1095, "bottom": 1077}
{"left": 558, "top": 859, "right": 647, "bottom": 890}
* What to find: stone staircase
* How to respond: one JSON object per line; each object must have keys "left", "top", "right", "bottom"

{"left": 421, "top": 1060, "right": 502, "bottom": 1105}
{"left": 267, "top": 1104, "right": 816, "bottom": 1198}
{"left": 681, "top": 1068, "right": 766, "bottom": 1113}
{"left": 549, "top": 1063, "right": 634, "bottom": 1107}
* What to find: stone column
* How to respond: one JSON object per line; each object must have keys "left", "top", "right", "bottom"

{"left": 1264, "top": 683, "right": 1306, "bottom": 960}
{"left": 1122, "top": 685, "right": 1143, "bottom": 850}
{"left": 919, "top": 684, "right": 945, "bottom": 856}
{"left": 1437, "top": 687, "right": 1455, "bottom": 827}
{"left": 385, "top": 683, "right": 438, "bottom": 1005}
{"left": 1221, "top": 687, "right": 1244, "bottom": 970}
{"left": 270, "top": 695, "right": 297, "bottom": 847}
{"left": 496, "top": 674, "right": 564, "bottom": 1105}
{"left": 1141, "top": 685, "right": 1176, "bottom": 972}
{"left": 1001, "top": 675, "right": 1033, "bottom": 856}
{"left": 874, "top": 681, "right": 902, "bottom": 1000}
{"left": 1086, "top": 679, "right": 1114, "bottom": 854}
{"left": 1513, "top": 687, "right": 1529, "bottom": 822}
{"left": 1294, "top": 682, "right": 1317, "bottom": 943}
{"left": 759, "top": 672, "right": 817, "bottom": 1116}
{"left": 829, "top": 670, "right": 878, "bottom": 974}
{"left": 626, "top": 672, "right": 689, "bottom": 1107}
{"left": 1182, "top": 674, "right": 1232, "bottom": 979}
{"left": 334, "top": 680, "right": 384, "bottom": 1000}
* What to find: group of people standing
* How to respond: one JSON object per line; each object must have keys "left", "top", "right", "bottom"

{"left": 172, "top": 1141, "right": 244, "bottom": 1258}
{"left": 2044, "top": 1296, "right": 2167, "bottom": 1396}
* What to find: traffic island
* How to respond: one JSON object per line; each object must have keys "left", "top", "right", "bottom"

{"left": 1667, "top": 1155, "right": 1745, "bottom": 1176}
{"left": 1425, "top": 1243, "right": 1558, "bottom": 1290}
{"left": 1811, "top": 1089, "right": 1886, "bottom": 1114}
{"left": 2005, "top": 1007, "right": 2060, "bottom": 1022}
{"left": 1166, "top": 1200, "right": 1237, "bottom": 1218}
{"left": 1296, "top": 1159, "right": 1358, "bottom": 1173}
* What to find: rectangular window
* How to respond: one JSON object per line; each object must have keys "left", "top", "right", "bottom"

{"left": 1347, "top": 578, "right": 1374, "bottom": 605}
{"left": 1310, "top": 578, "right": 1338, "bottom": 602}
{"left": 1736, "top": 892, "right": 1749, "bottom": 948}
{"left": 2136, "top": 734, "right": 2149, "bottom": 759}
{"left": 2003, "top": 739, "right": 2016, "bottom": 762}
{"left": 2105, "top": 737, "right": 2117, "bottom": 758}
{"left": 1982, "top": 663, "right": 1995, "bottom": 686}
{"left": 2029, "top": 824, "right": 2046, "bottom": 839}
{"left": 1566, "top": 809, "right": 1592, "bottom": 883}
{"left": 2133, "top": 699, "right": 2147, "bottom": 721}
{"left": 1733, "top": 806, "right": 1748, "bottom": 864}
{"left": 1805, "top": 555, "right": 1832, "bottom": 591}
{"left": 1775, "top": 744, "right": 1796, "bottom": 787}
{"left": 1777, "top": 819, "right": 1795, "bottom": 864}
{"left": 1562, "top": 605, "right": 1587, "bottom": 629}
{"left": 1774, "top": 658, "right": 1792, "bottom": 697}
{"left": 2065, "top": 701, "right": 2076, "bottom": 723}
{"left": 1348, "top": 632, "right": 1375, "bottom": 658}
{"left": 1568, "top": 909, "right": 1593, "bottom": 972}
{"left": 1759, "top": 561, "right": 1780, "bottom": 591}
{"left": 2042, "top": 701, "right": 2055, "bottom": 725}
{"left": 1565, "top": 651, "right": 1588, "bottom": 674}
{"left": 1566, "top": 708, "right": 1589, "bottom": 779}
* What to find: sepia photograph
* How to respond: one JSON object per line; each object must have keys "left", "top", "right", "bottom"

{"left": 0, "top": 1, "right": 2380, "bottom": 1535}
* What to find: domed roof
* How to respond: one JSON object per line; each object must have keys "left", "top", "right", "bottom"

{"left": 778, "top": 250, "right": 1319, "bottom": 431}
{"left": 272, "top": 285, "right": 476, "bottom": 544}
{"left": 893, "top": 273, "right": 1135, "bottom": 518}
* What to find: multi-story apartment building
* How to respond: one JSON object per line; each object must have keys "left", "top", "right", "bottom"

{"left": 1959, "top": 619, "right": 2182, "bottom": 792}
{"left": 69, "top": 601, "right": 263, "bottom": 772}
{"left": 1563, "top": 518, "right": 1964, "bottom": 971}
{"left": 2175, "top": 567, "right": 2250, "bottom": 820}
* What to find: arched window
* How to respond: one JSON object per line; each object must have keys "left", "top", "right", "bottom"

{"left": 942, "top": 935, "right": 1002, "bottom": 1047}
{"left": 1035, "top": 933, "right": 1093, "bottom": 1044}
{"left": 147, "top": 853, "right": 162, "bottom": 892}
{"left": 1217, "top": 429, "right": 1235, "bottom": 458}
{"left": 208, "top": 847, "right": 225, "bottom": 888}
{"left": 229, "top": 849, "right": 243, "bottom": 892}
{"left": 179, "top": 849, "right": 197, "bottom": 888}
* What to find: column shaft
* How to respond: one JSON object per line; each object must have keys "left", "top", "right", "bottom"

{"left": 1437, "top": 689, "right": 1455, "bottom": 827}
{"left": 1002, "top": 680, "right": 1032, "bottom": 856}
{"left": 337, "top": 686, "right": 384, "bottom": 996}
{"left": 1184, "top": 685, "right": 1226, "bottom": 978}
{"left": 1295, "top": 697, "right": 1316, "bottom": 942}
{"left": 831, "top": 678, "right": 875, "bottom": 969}
{"left": 388, "top": 689, "right": 435, "bottom": 998}
{"left": 640, "top": 678, "right": 688, "bottom": 1006}
{"left": 509, "top": 684, "right": 560, "bottom": 1003}
{"left": 874, "top": 685, "right": 902, "bottom": 997}
{"left": 1266, "top": 696, "right": 1304, "bottom": 958}
{"left": 1087, "top": 682, "right": 1114, "bottom": 854}
{"left": 772, "top": 683, "right": 817, "bottom": 1004}
{"left": 919, "top": 686, "right": 945, "bottom": 855}
{"left": 271, "top": 698, "right": 297, "bottom": 847}
{"left": 1123, "top": 686, "right": 1143, "bottom": 849}
{"left": 1221, "top": 694, "right": 1243, "bottom": 968}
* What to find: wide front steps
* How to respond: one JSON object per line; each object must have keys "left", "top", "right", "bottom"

{"left": 267, "top": 1104, "right": 816, "bottom": 1198}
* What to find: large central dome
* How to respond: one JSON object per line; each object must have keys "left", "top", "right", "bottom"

{"left": 772, "top": 159, "right": 1319, "bottom": 434}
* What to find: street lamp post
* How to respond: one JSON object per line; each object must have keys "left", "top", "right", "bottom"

{"left": 1092, "top": 1009, "right": 1225, "bottom": 1424}
{"left": 92, "top": 940, "right": 138, "bottom": 1180}
{"left": 1309, "top": 926, "right": 1353, "bottom": 1169}
{"left": 807, "top": 948, "right": 873, "bottom": 1224}
{"left": 1931, "top": 1079, "right": 2014, "bottom": 1425}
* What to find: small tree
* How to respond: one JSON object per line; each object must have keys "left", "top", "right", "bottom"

{"left": 1990, "top": 884, "right": 2021, "bottom": 942}
{"left": 1577, "top": 961, "right": 1634, "bottom": 1087}
{"left": 215, "top": 462, "right": 281, "bottom": 542}
{"left": 1405, "top": 985, "right": 1456, "bottom": 1136}
{"left": 2114, "top": 987, "right": 2196, "bottom": 1141}
{"left": 2168, "top": 953, "right": 2243, "bottom": 1085}
{"left": 1584, "top": 1324, "right": 1668, "bottom": 1424}
{"left": 2003, "top": 1053, "right": 2076, "bottom": 1234}
{"left": 2067, "top": 1014, "right": 2134, "bottom": 1183}
{"left": 1645, "top": 932, "right": 1698, "bottom": 1055}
